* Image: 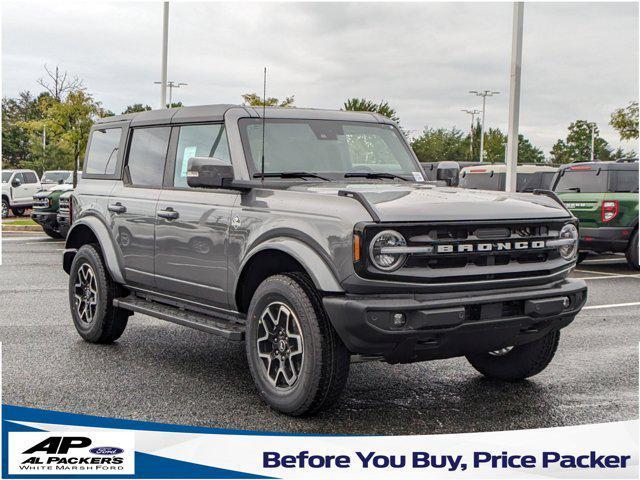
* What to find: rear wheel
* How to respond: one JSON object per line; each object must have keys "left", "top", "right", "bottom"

{"left": 626, "top": 230, "right": 639, "bottom": 271}
{"left": 466, "top": 331, "right": 560, "bottom": 381}
{"left": 68, "top": 244, "right": 130, "bottom": 343}
{"left": 1, "top": 199, "right": 9, "bottom": 218}
{"left": 245, "top": 273, "right": 350, "bottom": 416}
{"left": 11, "top": 207, "right": 25, "bottom": 216}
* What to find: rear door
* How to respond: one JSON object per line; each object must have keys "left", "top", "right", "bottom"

{"left": 154, "top": 123, "right": 238, "bottom": 307}
{"left": 108, "top": 126, "right": 171, "bottom": 287}
{"left": 21, "top": 171, "right": 41, "bottom": 199}
{"left": 553, "top": 166, "right": 608, "bottom": 228}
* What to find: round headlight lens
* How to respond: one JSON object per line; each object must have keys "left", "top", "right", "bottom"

{"left": 369, "top": 230, "right": 407, "bottom": 271}
{"left": 558, "top": 223, "right": 579, "bottom": 260}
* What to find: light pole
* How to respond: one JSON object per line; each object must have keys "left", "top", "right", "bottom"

{"left": 160, "top": 1, "right": 169, "bottom": 109}
{"left": 461, "top": 109, "right": 481, "bottom": 157}
{"left": 154, "top": 81, "right": 187, "bottom": 107}
{"left": 505, "top": 2, "right": 524, "bottom": 192}
{"left": 470, "top": 90, "right": 500, "bottom": 162}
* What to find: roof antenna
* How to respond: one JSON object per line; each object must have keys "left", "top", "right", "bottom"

{"left": 260, "top": 67, "right": 267, "bottom": 183}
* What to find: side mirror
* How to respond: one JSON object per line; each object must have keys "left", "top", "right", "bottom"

{"left": 187, "top": 157, "right": 234, "bottom": 189}
{"left": 58, "top": 179, "right": 65, "bottom": 184}
{"left": 11, "top": 178, "right": 21, "bottom": 187}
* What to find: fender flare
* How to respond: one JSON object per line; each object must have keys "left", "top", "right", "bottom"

{"left": 64, "top": 216, "right": 125, "bottom": 284}
{"left": 237, "top": 237, "right": 344, "bottom": 293}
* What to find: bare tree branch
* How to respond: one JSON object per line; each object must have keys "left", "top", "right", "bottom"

{"left": 37, "top": 64, "right": 85, "bottom": 101}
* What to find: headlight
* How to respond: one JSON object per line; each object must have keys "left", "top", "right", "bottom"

{"left": 556, "top": 223, "right": 578, "bottom": 260}
{"left": 369, "top": 230, "right": 407, "bottom": 271}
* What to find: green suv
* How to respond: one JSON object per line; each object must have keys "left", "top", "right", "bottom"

{"left": 553, "top": 160, "right": 639, "bottom": 270}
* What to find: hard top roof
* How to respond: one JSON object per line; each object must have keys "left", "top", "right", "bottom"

{"left": 557, "top": 160, "right": 638, "bottom": 170}
{"left": 460, "top": 164, "right": 557, "bottom": 173}
{"left": 95, "top": 104, "right": 393, "bottom": 127}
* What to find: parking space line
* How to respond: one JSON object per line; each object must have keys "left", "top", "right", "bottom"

{"left": 24, "top": 241, "right": 65, "bottom": 245}
{"left": 574, "top": 274, "right": 640, "bottom": 280}
{"left": 583, "top": 301, "right": 640, "bottom": 310}
{"left": 574, "top": 268, "right": 631, "bottom": 277}
{"left": 582, "top": 258, "right": 627, "bottom": 264}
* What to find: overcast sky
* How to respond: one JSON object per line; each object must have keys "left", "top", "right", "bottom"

{"left": 2, "top": 1, "right": 638, "bottom": 156}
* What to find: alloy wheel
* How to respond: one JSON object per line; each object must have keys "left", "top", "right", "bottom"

{"left": 256, "top": 301, "right": 305, "bottom": 390}
{"left": 489, "top": 346, "right": 514, "bottom": 356}
{"left": 74, "top": 263, "right": 98, "bottom": 324}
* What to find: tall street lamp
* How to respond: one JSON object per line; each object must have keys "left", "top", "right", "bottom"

{"left": 155, "top": 81, "right": 187, "bottom": 107}
{"left": 589, "top": 122, "right": 596, "bottom": 162}
{"left": 461, "top": 109, "right": 481, "bottom": 157}
{"left": 470, "top": 90, "right": 500, "bottom": 162}
{"left": 160, "top": 2, "right": 169, "bottom": 109}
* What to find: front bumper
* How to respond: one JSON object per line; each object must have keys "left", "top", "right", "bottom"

{"left": 31, "top": 211, "right": 58, "bottom": 229}
{"left": 56, "top": 214, "right": 71, "bottom": 237}
{"left": 579, "top": 227, "right": 632, "bottom": 253}
{"left": 323, "top": 278, "right": 587, "bottom": 364}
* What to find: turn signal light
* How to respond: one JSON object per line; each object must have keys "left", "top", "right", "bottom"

{"left": 601, "top": 200, "right": 619, "bottom": 222}
{"left": 353, "top": 233, "right": 362, "bottom": 262}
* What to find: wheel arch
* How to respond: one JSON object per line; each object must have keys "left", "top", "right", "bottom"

{"left": 63, "top": 217, "right": 125, "bottom": 284}
{"left": 234, "top": 238, "right": 344, "bottom": 313}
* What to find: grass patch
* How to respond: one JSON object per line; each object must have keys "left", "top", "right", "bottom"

{"left": 3, "top": 219, "right": 37, "bottom": 226}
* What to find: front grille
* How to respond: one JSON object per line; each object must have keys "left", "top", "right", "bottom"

{"left": 58, "top": 197, "right": 70, "bottom": 215}
{"left": 358, "top": 219, "right": 572, "bottom": 285}
{"left": 33, "top": 198, "right": 50, "bottom": 209}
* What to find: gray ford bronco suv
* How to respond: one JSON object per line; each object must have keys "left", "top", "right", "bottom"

{"left": 63, "top": 105, "right": 587, "bottom": 415}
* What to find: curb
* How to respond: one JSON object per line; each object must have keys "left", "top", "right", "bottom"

{"left": 2, "top": 225, "right": 42, "bottom": 232}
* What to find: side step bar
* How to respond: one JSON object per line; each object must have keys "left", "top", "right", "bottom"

{"left": 113, "top": 295, "right": 245, "bottom": 341}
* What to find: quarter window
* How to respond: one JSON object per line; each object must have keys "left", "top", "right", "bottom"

{"left": 174, "top": 124, "right": 231, "bottom": 188}
{"left": 611, "top": 170, "right": 639, "bottom": 192}
{"left": 126, "top": 127, "right": 171, "bottom": 187}
{"left": 85, "top": 128, "right": 122, "bottom": 175}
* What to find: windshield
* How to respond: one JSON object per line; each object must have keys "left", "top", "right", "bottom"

{"left": 42, "top": 171, "right": 71, "bottom": 184}
{"left": 2, "top": 172, "right": 12, "bottom": 183}
{"left": 553, "top": 168, "right": 608, "bottom": 193}
{"left": 459, "top": 171, "right": 502, "bottom": 190}
{"left": 238, "top": 119, "right": 421, "bottom": 180}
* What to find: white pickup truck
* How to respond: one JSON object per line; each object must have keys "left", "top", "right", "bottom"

{"left": 1, "top": 169, "right": 41, "bottom": 217}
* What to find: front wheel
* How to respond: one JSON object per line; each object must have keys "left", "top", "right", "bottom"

{"left": 43, "top": 226, "right": 63, "bottom": 239}
{"left": 466, "top": 331, "right": 560, "bottom": 381}
{"left": 11, "top": 207, "right": 25, "bottom": 216}
{"left": 625, "top": 231, "right": 639, "bottom": 271}
{"left": 68, "top": 244, "right": 130, "bottom": 343}
{"left": 245, "top": 273, "right": 350, "bottom": 416}
{"left": 1, "top": 199, "right": 9, "bottom": 218}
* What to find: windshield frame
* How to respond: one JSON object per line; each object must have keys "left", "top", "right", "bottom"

{"left": 237, "top": 118, "right": 423, "bottom": 181}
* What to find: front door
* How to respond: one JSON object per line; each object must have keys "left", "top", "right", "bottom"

{"left": 108, "top": 126, "right": 171, "bottom": 288}
{"left": 154, "top": 123, "right": 238, "bottom": 308}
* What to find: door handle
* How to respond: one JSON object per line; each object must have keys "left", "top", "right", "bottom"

{"left": 108, "top": 203, "right": 126, "bottom": 214}
{"left": 157, "top": 207, "right": 179, "bottom": 220}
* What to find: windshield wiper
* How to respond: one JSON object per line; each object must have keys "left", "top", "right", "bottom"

{"left": 344, "top": 172, "right": 409, "bottom": 181}
{"left": 252, "top": 172, "right": 331, "bottom": 181}
{"left": 566, "top": 187, "right": 581, "bottom": 192}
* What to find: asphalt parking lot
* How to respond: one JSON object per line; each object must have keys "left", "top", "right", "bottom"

{"left": 1, "top": 232, "right": 638, "bottom": 435}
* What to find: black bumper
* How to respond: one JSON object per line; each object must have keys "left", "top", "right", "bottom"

{"left": 31, "top": 211, "right": 58, "bottom": 229}
{"left": 56, "top": 215, "right": 70, "bottom": 237}
{"left": 579, "top": 227, "right": 632, "bottom": 253}
{"left": 323, "top": 279, "right": 587, "bottom": 364}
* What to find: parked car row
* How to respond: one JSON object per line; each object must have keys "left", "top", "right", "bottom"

{"left": 420, "top": 159, "right": 639, "bottom": 269}
{"left": 1, "top": 169, "right": 41, "bottom": 217}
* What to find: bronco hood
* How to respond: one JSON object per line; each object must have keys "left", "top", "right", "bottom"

{"left": 288, "top": 182, "right": 570, "bottom": 222}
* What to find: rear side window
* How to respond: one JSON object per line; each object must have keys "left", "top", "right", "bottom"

{"left": 610, "top": 170, "right": 639, "bottom": 192}
{"left": 459, "top": 171, "right": 503, "bottom": 190}
{"left": 538, "top": 172, "right": 556, "bottom": 190}
{"left": 553, "top": 169, "right": 608, "bottom": 193}
{"left": 85, "top": 128, "right": 122, "bottom": 175}
{"left": 126, "top": 127, "right": 171, "bottom": 187}
{"left": 23, "top": 172, "right": 38, "bottom": 183}
{"left": 174, "top": 124, "right": 231, "bottom": 188}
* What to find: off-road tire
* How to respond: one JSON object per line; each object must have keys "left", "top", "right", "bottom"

{"left": 43, "top": 226, "right": 63, "bottom": 239}
{"left": 11, "top": 207, "right": 25, "bottom": 216}
{"left": 466, "top": 331, "right": 560, "bottom": 381}
{"left": 245, "top": 272, "right": 350, "bottom": 416}
{"left": 1, "top": 198, "right": 9, "bottom": 218}
{"left": 576, "top": 252, "right": 589, "bottom": 264}
{"left": 625, "top": 230, "right": 639, "bottom": 271}
{"left": 69, "top": 244, "right": 130, "bottom": 343}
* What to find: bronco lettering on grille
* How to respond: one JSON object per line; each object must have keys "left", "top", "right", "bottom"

{"left": 435, "top": 240, "right": 546, "bottom": 253}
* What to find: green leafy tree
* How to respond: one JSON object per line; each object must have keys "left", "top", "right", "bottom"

{"left": 411, "top": 126, "right": 470, "bottom": 163}
{"left": 167, "top": 101, "right": 183, "bottom": 109}
{"left": 480, "top": 128, "right": 545, "bottom": 164}
{"left": 122, "top": 103, "right": 152, "bottom": 114}
{"left": 2, "top": 91, "right": 44, "bottom": 167}
{"left": 550, "top": 120, "right": 612, "bottom": 164}
{"left": 610, "top": 101, "right": 639, "bottom": 140}
{"left": 343, "top": 98, "right": 400, "bottom": 125}
{"left": 242, "top": 93, "right": 294, "bottom": 107}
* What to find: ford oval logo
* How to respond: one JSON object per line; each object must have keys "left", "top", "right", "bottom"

{"left": 90, "top": 447, "right": 124, "bottom": 455}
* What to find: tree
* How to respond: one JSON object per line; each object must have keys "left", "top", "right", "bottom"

{"left": 343, "top": 98, "right": 400, "bottom": 124}
{"left": 411, "top": 126, "right": 469, "bottom": 163}
{"left": 122, "top": 103, "right": 152, "bottom": 114}
{"left": 480, "top": 128, "right": 545, "bottom": 164}
{"left": 610, "top": 101, "right": 639, "bottom": 140}
{"left": 37, "top": 64, "right": 84, "bottom": 102}
{"left": 242, "top": 93, "right": 294, "bottom": 107}
{"left": 2, "top": 91, "right": 44, "bottom": 167}
{"left": 550, "top": 120, "right": 613, "bottom": 164}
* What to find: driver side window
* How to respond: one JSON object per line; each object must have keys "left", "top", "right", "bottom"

{"left": 174, "top": 124, "right": 231, "bottom": 188}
